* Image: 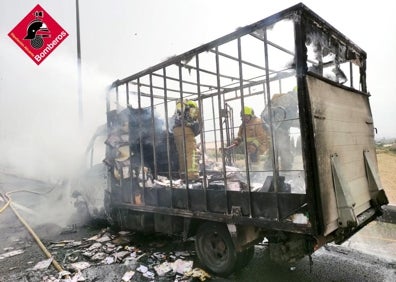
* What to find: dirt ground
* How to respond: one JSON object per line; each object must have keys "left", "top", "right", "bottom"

{"left": 377, "top": 152, "right": 396, "bottom": 204}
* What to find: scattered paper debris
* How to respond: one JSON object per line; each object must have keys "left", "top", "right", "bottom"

{"left": 174, "top": 251, "right": 191, "bottom": 257}
{"left": 72, "top": 271, "right": 86, "bottom": 281}
{"left": 0, "top": 249, "right": 24, "bottom": 260}
{"left": 32, "top": 257, "right": 53, "bottom": 270}
{"left": 87, "top": 242, "right": 102, "bottom": 251}
{"left": 10, "top": 227, "right": 203, "bottom": 281}
{"left": 69, "top": 261, "right": 91, "bottom": 271}
{"left": 136, "top": 264, "right": 148, "bottom": 273}
{"left": 91, "top": 252, "right": 106, "bottom": 261}
{"left": 101, "top": 256, "right": 115, "bottom": 265}
{"left": 95, "top": 234, "right": 112, "bottom": 243}
{"left": 143, "top": 270, "right": 155, "bottom": 279}
{"left": 113, "top": 251, "right": 130, "bottom": 262}
{"left": 154, "top": 261, "right": 173, "bottom": 276}
{"left": 58, "top": 270, "right": 71, "bottom": 279}
{"left": 184, "top": 268, "right": 211, "bottom": 281}
{"left": 172, "top": 259, "right": 193, "bottom": 274}
{"left": 121, "top": 270, "right": 135, "bottom": 281}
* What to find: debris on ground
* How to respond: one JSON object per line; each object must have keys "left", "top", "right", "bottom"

{"left": 184, "top": 268, "right": 211, "bottom": 281}
{"left": 121, "top": 270, "right": 135, "bottom": 281}
{"left": 32, "top": 257, "right": 53, "bottom": 270}
{"left": 0, "top": 249, "right": 25, "bottom": 259}
{"left": 5, "top": 227, "right": 210, "bottom": 281}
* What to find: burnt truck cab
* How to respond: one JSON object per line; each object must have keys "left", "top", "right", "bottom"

{"left": 102, "top": 3, "right": 388, "bottom": 276}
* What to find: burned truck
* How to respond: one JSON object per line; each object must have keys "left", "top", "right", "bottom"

{"left": 100, "top": 3, "right": 388, "bottom": 276}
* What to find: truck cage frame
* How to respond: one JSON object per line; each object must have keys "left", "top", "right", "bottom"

{"left": 104, "top": 3, "right": 387, "bottom": 269}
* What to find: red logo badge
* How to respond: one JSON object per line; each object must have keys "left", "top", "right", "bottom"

{"left": 8, "top": 4, "right": 69, "bottom": 65}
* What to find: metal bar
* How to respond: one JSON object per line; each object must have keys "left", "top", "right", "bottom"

{"left": 177, "top": 61, "right": 253, "bottom": 84}
{"left": 149, "top": 74, "right": 158, "bottom": 178}
{"left": 130, "top": 81, "right": 198, "bottom": 96}
{"left": 137, "top": 78, "right": 146, "bottom": 196}
{"left": 214, "top": 46, "right": 229, "bottom": 212}
{"left": 209, "top": 49, "right": 268, "bottom": 72}
{"left": 178, "top": 65, "right": 187, "bottom": 184}
{"left": 223, "top": 103, "right": 232, "bottom": 165}
{"left": 115, "top": 87, "right": 119, "bottom": 111}
{"left": 249, "top": 32, "right": 298, "bottom": 60}
{"left": 151, "top": 72, "right": 217, "bottom": 92}
{"left": 105, "top": 87, "right": 111, "bottom": 114}
{"left": 237, "top": 37, "right": 253, "bottom": 217}
{"left": 262, "top": 28, "right": 281, "bottom": 221}
{"left": 125, "top": 82, "right": 129, "bottom": 105}
{"left": 178, "top": 65, "right": 191, "bottom": 209}
{"left": 128, "top": 89, "right": 179, "bottom": 102}
{"left": 211, "top": 96, "right": 217, "bottom": 163}
{"left": 294, "top": 16, "right": 320, "bottom": 235}
{"left": 213, "top": 47, "right": 221, "bottom": 164}
{"left": 195, "top": 55, "right": 208, "bottom": 211}
{"left": 115, "top": 202, "right": 313, "bottom": 233}
{"left": 163, "top": 68, "right": 173, "bottom": 185}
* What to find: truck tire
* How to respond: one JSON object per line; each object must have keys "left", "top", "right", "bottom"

{"left": 195, "top": 222, "right": 238, "bottom": 277}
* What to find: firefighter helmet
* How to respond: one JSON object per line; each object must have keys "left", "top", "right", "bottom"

{"left": 24, "top": 21, "right": 43, "bottom": 40}
{"left": 186, "top": 100, "right": 197, "bottom": 108}
{"left": 241, "top": 106, "right": 254, "bottom": 116}
{"left": 176, "top": 99, "right": 197, "bottom": 112}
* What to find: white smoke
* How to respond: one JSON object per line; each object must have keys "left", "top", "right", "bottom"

{"left": 0, "top": 42, "right": 115, "bottom": 230}
{"left": 0, "top": 43, "right": 109, "bottom": 183}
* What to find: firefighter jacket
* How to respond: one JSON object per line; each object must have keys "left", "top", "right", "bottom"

{"left": 234, "top": 115, "right": 270, "bottom": 155}
{"left": 172, "top": 99, "right": 201, "bottom": 180}
{"left": 173, "top": 100, "right": 201, "bottom": 136}
{"left": 261, "top": 91, "right": 298, "bottom": 131}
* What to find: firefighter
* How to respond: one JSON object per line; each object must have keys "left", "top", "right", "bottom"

{"left": 225, "top": 106, "right": 270, "bottom": 171}
{"left": 172, "top": 99, "right": 201, "bottom": 182}
{"left": 261, "top": 87, "right": 299, "bottom": 170}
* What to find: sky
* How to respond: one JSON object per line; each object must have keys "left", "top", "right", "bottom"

{"left": 1, "top": 0, "right": 395, "bottom": 180}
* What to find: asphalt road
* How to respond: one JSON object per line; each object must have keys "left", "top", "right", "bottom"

{"left": 0, "top": 172, "right": 395, "bottom": 282}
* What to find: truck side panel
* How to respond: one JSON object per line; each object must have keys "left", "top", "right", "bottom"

{"left": 306, "top": 75, "right": 384, "bottom": 235}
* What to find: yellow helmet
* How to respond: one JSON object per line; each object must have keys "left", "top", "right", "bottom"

{"left": 186, "top": 99, "right": 198, "bottom": 108}
{"left": 176, "top": 99, "right": 197, "bottom": 111}
{"left": 241, "top": 106, "right": 254, "bottom": 116}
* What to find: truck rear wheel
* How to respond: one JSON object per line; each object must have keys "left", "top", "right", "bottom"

{"left": 195, "top": 222, "right": 238, "bottom": 277}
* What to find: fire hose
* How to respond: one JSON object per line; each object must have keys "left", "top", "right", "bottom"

{"left": 0, "top": 190, "right": 64, "bottom": 273}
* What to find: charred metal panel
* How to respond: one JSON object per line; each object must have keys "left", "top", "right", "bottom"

{"left": 306, "top": 75, "right": 381, "bottom": 235}
{"left": 118, "top": 210, "right": 155, "bottom": 232}
{"left": 154, "top": 214, "right": 184, "bottom": 235}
